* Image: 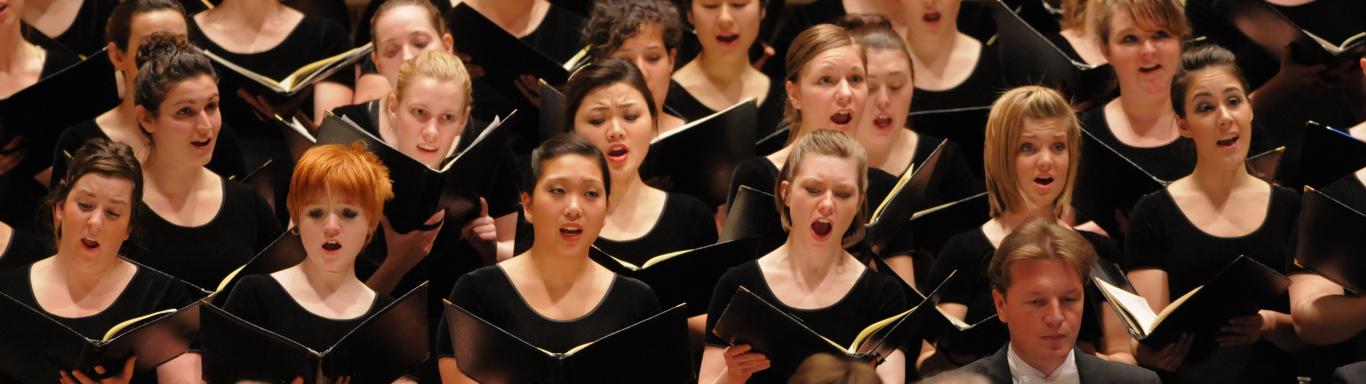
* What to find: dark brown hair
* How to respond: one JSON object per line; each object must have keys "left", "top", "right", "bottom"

{"left": 528, "top": 133, "right": 613, "bottom": 199}
{"left": 836, "top": 14, "right": 914, "bottom": 79}
{"left": 1170, "top": 44, "right": 1248, "bottom": 118}
{"left": 133, "top": 32, "right": 216, "bottom": 117}
{"left": 583, "top": 0, "right": 684, "bottom": 59}
{"left": 369, "top": 0, "right": 449, "bottom": 44}
{"left": 105, "top": 0, "right": 187, "bottom": 51}
{"left": 562, "top": 58, "right": 659, "bottom": 134}
{"left": 48, "top": 139, "right": 145, "bottom": 240}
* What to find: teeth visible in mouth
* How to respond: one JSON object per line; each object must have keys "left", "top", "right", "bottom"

{"left": 322, "top": 241, "right": 342, "bottom": 251}
{"left": 1139, "top": 64, "right": 1161, "bottom": 73}
{"left": 417, "top": 144, "right": 438, "bottom": 152}
{"left": 560, "top": 228, "right": 582, "bottom": 236}
{"left": 831, "top": 111, "right": 852, "bottom": 125}
{"left": 1217, "top": 135, "right": 1238, "bottom": 147}
{"left": 192, "top": 139, "right": 210, "bottom": 146}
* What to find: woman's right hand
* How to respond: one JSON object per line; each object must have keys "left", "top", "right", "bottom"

{"left": 722, "top": 344, "right": 769, "bottom": 383}
{"left": 381, "top": 210, "right": 446, "bottom": 270}
{"left": 1135, "top": 333, "right": 1193, "bottom": 372}
{"left": 59, "top": 356, "right": 136, "bottom": 384}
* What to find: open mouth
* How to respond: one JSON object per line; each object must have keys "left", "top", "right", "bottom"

{"left": 416, "top": 143, "right": 439, "bottom": 153}
{"left": 923, "top": 10, "right": 941, "bottom": 23}
{"left": 717, "top": 34, "right": 739, "bottom": 43}
{"left": 1138, "top": 64, "right": 1162, "bottom": 74}
{"left": 873, "top": 116, "right": 894, "bottom": 129}
{"left": 191, "top": 138, "right": 212, "bottom": 148}
{"left": 830, "top": 111, "right": 853, "bottom": 126}
{"left": 810, "top": 219, "right": 833, "bottom": 239}
{"left": 606, "top": 144, "right": 629, "bottom": 163}
{"left": 80, "top": 238, "right": 100, "bottom": 250}
{"left": 322, "top": 241, "right": 342, "bottom": 251}
{"left": 559, "top": 225, "right": 583, "bottom": 239}
{"left": 1034, "top": 176, "right": 1054, "bottom": 186}
{"left": 1216, "top": 134, "right": 1239, "bottom": 147}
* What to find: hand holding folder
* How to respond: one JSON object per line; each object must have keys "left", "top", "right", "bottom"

{"left": 0, "top": 276, "right": 204, "bottom": 382}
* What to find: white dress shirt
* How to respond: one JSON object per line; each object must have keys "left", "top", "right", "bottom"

{"left": 1006, "top": 343, "right": 1080, "bottom": 384}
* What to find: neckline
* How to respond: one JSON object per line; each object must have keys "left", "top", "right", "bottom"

{"left": 27, "top": 262, "right": 142, "bottom": 321}
{"left": 265, "top": 275, "right": 377, "bottom": 322}
{"left": 753, "top": 260, "right": 869, "bottom": 312}
{"left": 496, "top": 265, "right": 618, "bottom": 323}
{"left": 1161, "top": 186, "right": 1276, "bottom": 240}
{"left": 192, "top": 13, "right": 308, "bottom": 56}
{"left": 143, "top": 176, "right": 229, "bottom": 230}
{"left": 597, "top": 193, "right": 671, "bottom": 244}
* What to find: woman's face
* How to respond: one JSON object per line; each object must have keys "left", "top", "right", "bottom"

{"left": 780, "top": 154, "right": 863, "bottom": 247}
{"left": 388, "top": 76, "right": 468, "bottom": 168}
{"left": 54, "top": 174, "right": 134, "bottom": 263}
{"left": 114, "top": 10, "right": 188, "bottom": 79}
{"left": 689, "top": 0, "right": 763, "bottom": 57}
{"left": 1102, "top": 7, "right": 1180, "bottom": 100}
{"left": 522, "top": 154, "right": 608, "bottom": 255}
{"left": 905, "top": 0, "right": 962, "bottom": 38}
{"left": 856, "top": 49, "right": 914, "bottom": 146}
{"left": 1177, "top": 68, "right": 1253, "bottom": 168}
{"left": 1012, "top": 117, "right": 1072, "bottom": 210}
{"left": 139, "top": 75, "right": 221, "bottom": 167}
{"left": 788, "top": 46, "right": 867, "bottom": 135}
{"left": 610, "top": 23, "right": 674, "bottom": 111}
{"left": 573, "top": 82, "right": 655, "bottom": 182}
{"left": 296, "top": 192, "right": 371, "bottom": 274}
{"left": 372, "top": 5, "right": 452, "bottom": 85}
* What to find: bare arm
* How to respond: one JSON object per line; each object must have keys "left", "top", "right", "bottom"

{"left": 915, "top": 303, "right": 970, "bottom": 377}
{"left": 875, "top": 349, "right": 906, "bottom": 384}
{"left": 155, "top": 352, "right": 202, "bottom": 384}
{"left": 438, "top": 356, "right": 478, "bottom": 384}
{"left": 494, "top": 213, "right": 516, "bottom": 262}
{"left": 1099, "top": 304, "right": 1138, "bottom": 365}
{"left": 1290, "top": 273, "right": 1366, "bottom": 345}
{"left": 312, "top": 81, "right": 354, "bottom": 130}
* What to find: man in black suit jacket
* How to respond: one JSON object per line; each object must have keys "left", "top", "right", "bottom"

{"left": 934, "top": 219, "right": 1159, "bottom": 383}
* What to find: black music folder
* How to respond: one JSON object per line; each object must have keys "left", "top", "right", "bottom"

{"left": 315, "top": 111, "right": 517, "bottom": 233}
{"left": 720, "top": 185, "right": 786, "bottom": 256}
{"left": 909, "top": 106, "right": 992, "bottom": 180}
{"left": 990, "top": 0, "right": 1115, "bottom": 105}
{"left": 0, "top": 278, "right": 203, "bottom": 382}
{"left": 865, "top": 139, "right": 949, "bottom": 254}
{"left": 1296, "top": 121, "right": 1366, "bottom": 189}
{"left": 0, "top": 48, "right": 119, "bottom": 146}
{"left": 444, "top": 3, "right": 589, "bottom": 103}
{"left": 445, "top": 301, "right": 694, "bottom": 383}
{"left": 643, "top": 99, "right": 758, "bottom": 207}
{"left": 1093, "top": 255, "right": 1290, "bottom": 362}
{"left": 1073, "top": 127, "right": 1171, "bottom": 238}
{"left": 1295, "top": 186, "right": 1366, "bottom": 293}
{"left": 201, "top": 283, "right": 430, "bottom": 383}
{"left": 201, "top": 43, "right": 372, "bottom": 99}
{"left": 590, "top": 238, "right": 759, "bottom": 316}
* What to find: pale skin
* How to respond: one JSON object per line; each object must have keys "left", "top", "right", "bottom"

{"left": 44, "top": 174, "right": 200, "bottom": 383}
{"left": 699, "top": 154, "right": 906, "bottom": 384}
{"left": 917, "top": 117, "right": 1136, "bottom": 377}
{"left": 770, "top": 46, "right": 868, "bottom": 169}
{"left": 673, "top": 0, "right": 772, "bottom": 119}
{"left": 1057, "top": 0, "right": 1107, "bottom": 66}
{"left": 1097, "top": 8, "right": 1182, "bottom": 149}
{"left": 136, "top": 75, "right": 227, "bottom": 229}
{"left": 93, "top": 9, "right": 191, "bottom": 166}
{"left": 439, "top": 154, "right": 617, "bottom": 383}
{"left": 854, "top": 47, "right": 921, "bottom": 285}
{"left": 1127, "top": 68, "right": 1303, "bottom": 372}
{"left": 17, "top": 0, "right": 81, "bottom": 40}
{"left": 192, "top": 0, "right": 354, "bottom": 132}
{"left": 352, "top": 3, "right": 456, "bottom": 104}
{"left": 903, "top": 0, "right": 981, "bottom": 92}
{"left": 993, "top": 259, "right": 1087, "bottom": 377}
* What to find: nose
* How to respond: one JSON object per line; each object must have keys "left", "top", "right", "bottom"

{"left": 401, "top": 45, "right": 417, "bottom": 63}
{"left": 196, "top": 109, "right": 214, "bottom": 134}
{"left": 421, "top": 121, "right": 440, "bottom": 143}
{"left": 606, "top": 118, "right": 626, "bottom": 141}
{"left": 874, "top": 87, "right": 890, "bottom": 111}
{"left": 1043, "top": 299, "right": 1065, "bottom": 327}
{"left": 84, "top": 210, "right": 103, "bottom": 235}
{"left": 564, "top": 196, "right": 583, "bottom": 221}
{"left": 718, "top": 4, "right": 734, "bottom": 28}
{"left": 816, "top": 192, "right": 836, "bottom": 216}
{"left": 1140, "top": 38, "right": 1158, "bottom": 56}
{"left": 322, "top": 213, "right": 341, "bottom": 237}
{"left": 835, "top": 80, "right": 854, "bottom": 106}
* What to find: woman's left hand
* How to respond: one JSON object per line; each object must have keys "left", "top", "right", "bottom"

{"left": 59, "top": 356, "right": 136, "bottom": 384}
{"left": 1218, "top": 311, "right": 1269, "bottom": 346}
{"left": 461, "top": 198, "right": 498, "bottom": 263}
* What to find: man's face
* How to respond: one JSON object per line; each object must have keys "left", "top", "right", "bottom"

{"left": 993, "top": 258, "right": 1084, "bottom": 374}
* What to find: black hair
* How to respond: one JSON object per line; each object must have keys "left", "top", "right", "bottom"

{"left": 583, "top": 0, "right": 684, "bottom": 59}
{"left": 527, "top": 133, "right": 613, "bottom": 198}
{"left": 561, "top": 58, "right": 659, "bottom": 134}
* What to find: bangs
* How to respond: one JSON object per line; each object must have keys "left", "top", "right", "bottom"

{"left": 287, "top": 143, "right": 394, "bottom": 230}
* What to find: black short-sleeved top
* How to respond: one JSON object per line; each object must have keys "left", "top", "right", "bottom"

{"left": 665, "top": 77, "right": 786, "bottom": 141}
{"left": 8, "top": 46, "right": 82, "bottom": 180}
{"left": 519, "top": 4, "right": 586, "bottom": 64}
{"left": 1045, "top": 32, "right": 1086, "bottom": 64}
{"left": 910, "top": 43, "right": 1004, "bottom": 112}
{"left": 703, "top": 260, "right": 908, "bottom": 383}
{"left": 762, "top": 0, "right": 845, "bottom": 82}
{"left": 40, "top": 0, "right": 115, "bottom": 56}
{"left": 50, "top": 120, "right": 248, "bottom": 185}
{"left": 436, "top": 265, "right": 662, "bottom": 356}
{"left": 594, "top": 193, "right": 718, "bottom": 265}
{"left": 1123, "top": 186, "right": 1300, "bottom": 383}
{"left": 725, "top": 156, "right": 780, "bottom": 210}
{"left": 0, "top": 229, "right": 48, "bottom": 271}
{"left": 0, "top": 261, "right": 193, "bottom": 383}
{"left": 222, "top": 274, "right": 394, "bottom": 351}
{"left": 926, "top": 227, "right": 1120, "bottom": 352}
{"left": 0, "top": 47, "right": 82, "bottom": 234}
{"left": 188, "top": 15, "right": 354, "bottom": 139}
{"left": 1079, "top": 107, "right": 1197, "bottom": 182}
{"left": 129, "top": 178, "right": 281, "bottom": 291}
{"left": 1301, "top": 172, "right": 1366, "bottom": 384}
